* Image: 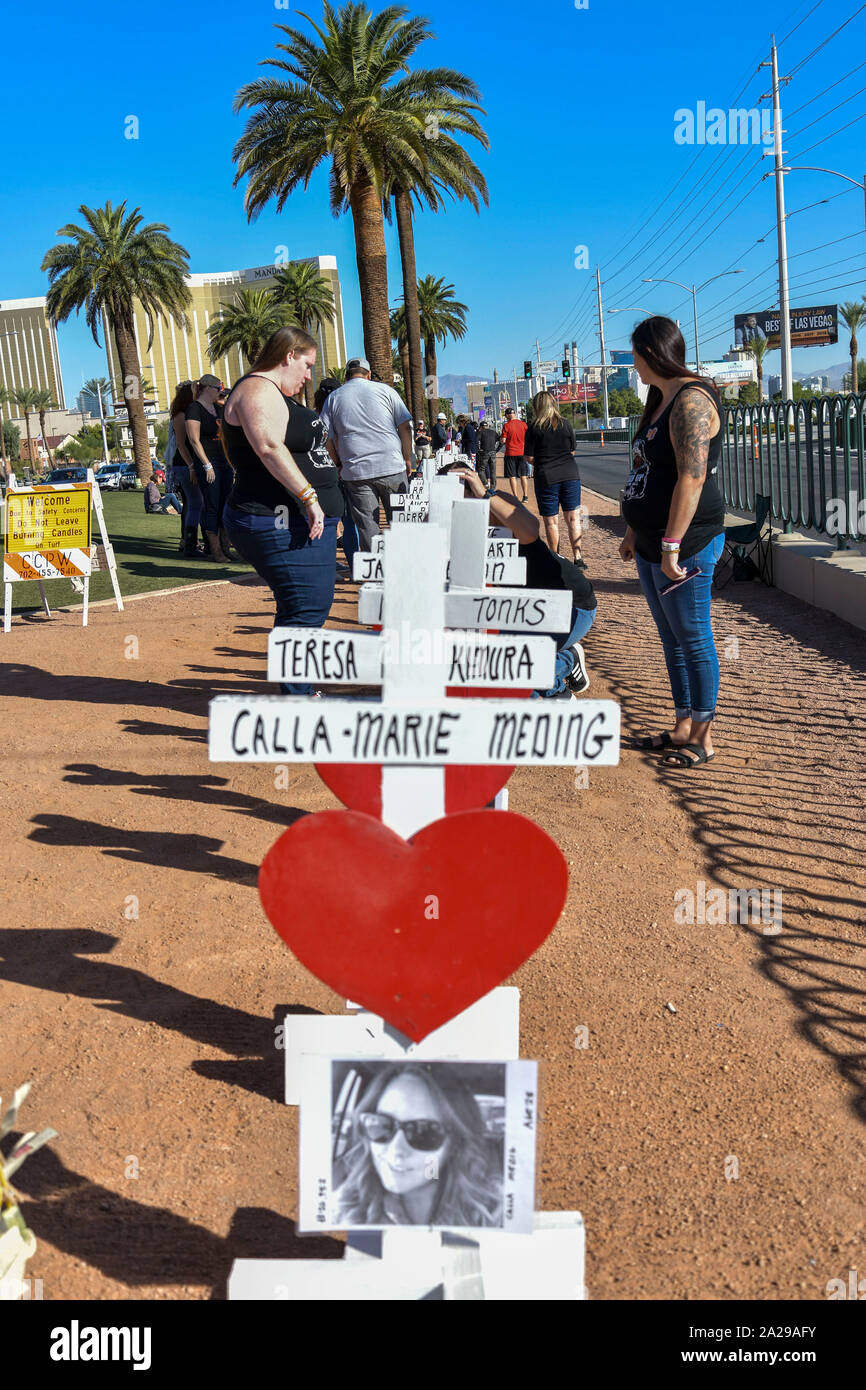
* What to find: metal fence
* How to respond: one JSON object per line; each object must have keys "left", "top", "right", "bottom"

{"left": 624, "top": 395, "right": 866, "bottom": 546}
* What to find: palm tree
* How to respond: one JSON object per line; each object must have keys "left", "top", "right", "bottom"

{"left": 83, "top": 376, "right": 111, "bottom": 418}
{"left": 271, "top": 262, "right": 336, "bottom": 406}
{"left": 386, "top": 95, "right": 488, "bottom": 425}
{"left": 233, "top": 3, "right": 443, "bottom": 386}
{"left": 32, "top": 389, "right": 58, "bottom": 467}
{"left": 207, "top": 288, "right": 288, "bottom": 373}
{"left": 745, "top": 335, "right": 770, "bottom": 401}
{"left": 13, "top": 388, "right": 40, "bottom": 472}
{"left": 0, "top": 385, "right": 12, "bottom": 478}
{"left": 416, "top": 275, "right": 468, "bottom": 426}
{"left": 42, "top": 200, "right": 191, "bottom": 483}
{"left": 840, "top": 301, "right": 866, "bottom": 396}
{"left": 391, "top": 307, "right": 411, "bottom": 405}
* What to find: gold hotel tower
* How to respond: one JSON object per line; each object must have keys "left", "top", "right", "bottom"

{"left": 103, "top": 256, "right": 347, "bottom": 412}
{"left": 0, "top": 296, "right": 66, "bottom": 419}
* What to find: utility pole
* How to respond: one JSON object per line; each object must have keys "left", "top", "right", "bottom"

{"left": 596, "top": 267, "right": 610, "bottom": 428}
{"left": 512, "top": 364, "right": 519, "bottom": 416}
{"left": 95, "top": 380, "right": 110, "bottom": 466}
{"left": 761, "top": 35, "right": 793, "bottom": 399}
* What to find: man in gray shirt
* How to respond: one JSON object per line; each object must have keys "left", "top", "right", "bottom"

{"left": 320, "top": 357, "right": 412, "bottom": 551}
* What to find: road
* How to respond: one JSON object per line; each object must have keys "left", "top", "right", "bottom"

{"left": 573, "top": 441, "right": 631, "bottom": 503}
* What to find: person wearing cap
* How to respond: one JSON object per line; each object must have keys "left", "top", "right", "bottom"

{"left": 221, "top": 326, "right": 344, "bottom": 696}
{"left": 501, "top": 407, "right": 529, "bottom": 502}
{"left": 185, "top": 373, "right": 235, "bottom": 562}
{"left": 431, "top": 412, "right": 449, "bottom": 452}
{"left": 476, "top": 417, "right": 499, "bottom": 492}
{"left": 415, "top": 419, "right": 432, "bottom": 460}
{"left": 318, "top": 356, "right": 412, "bottom": 552}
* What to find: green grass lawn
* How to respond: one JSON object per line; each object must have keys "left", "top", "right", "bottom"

{"left": 8, "top": 490, "right": 250, "bottom": 612}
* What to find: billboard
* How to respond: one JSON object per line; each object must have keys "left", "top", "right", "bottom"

{"left": 550, "top": 383, "right": 599, "bottom": 403}
{"left": 734, "top": 305, "right": 837, "bottom": 350}
{"left": 609, "top": 349, "right": 634, "bottom": 365}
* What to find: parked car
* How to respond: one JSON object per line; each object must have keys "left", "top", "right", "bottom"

{"left": 94, "top": 464, "right": 124, "bottom": 490}
{"left": 119, "top": 464, "right": 141, "bottom": 490}
{"left": 43, "top": 467, "right": 89, "bottom": 485}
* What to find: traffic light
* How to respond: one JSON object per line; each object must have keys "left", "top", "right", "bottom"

{"left": 562, "top": 358, "right": 571, "bottom": 380}
{"left": 523, "top": 361, "right": 533, "bottom": 379}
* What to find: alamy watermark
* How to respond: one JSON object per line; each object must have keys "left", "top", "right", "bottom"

{"left": 674, "top": 879, "right": 783, "bottom": 934}
{"left": 674, "top": 103, "right": 773, "bottom": 147}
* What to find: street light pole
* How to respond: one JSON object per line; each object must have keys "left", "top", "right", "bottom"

{"left": 643, "top": 272, "right": 744, "bottom": 372}
{"left": 785, "top": 165, "right": 866, "bottom": 264}
{"left": 760, "top": 35, "right": 793, "bottom": 398}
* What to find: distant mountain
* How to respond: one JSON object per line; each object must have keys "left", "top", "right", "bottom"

{"left": 435, "top": 373, "right": 488, "bottom": 413}
{"left": 795, "top": 363, "right": 850, "bottom": 389}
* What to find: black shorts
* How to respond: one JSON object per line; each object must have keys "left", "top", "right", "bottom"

{"left": 504, "top": 456, "right": 529, "bottom": 478}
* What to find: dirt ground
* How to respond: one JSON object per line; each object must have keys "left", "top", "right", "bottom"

{"left": 1, "top": 489, "right": 865, "bottom": 1301}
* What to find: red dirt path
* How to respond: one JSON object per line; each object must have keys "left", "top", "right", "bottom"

{"left": 1, "top": 488, "right": 865, "bottom": 1300}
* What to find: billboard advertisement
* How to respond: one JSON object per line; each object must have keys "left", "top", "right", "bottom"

{"left": 609, "top": 349, "right": 634, "bottom": 365}
{"left": 734, "top": 305, "right": 837, "bottom": 350}
{"left": 550, "top": 382, "right": 599, "bottom": 403}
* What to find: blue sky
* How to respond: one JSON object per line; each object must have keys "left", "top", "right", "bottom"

{"left": 4, "top": 0, "right": 865, "bottom": 398}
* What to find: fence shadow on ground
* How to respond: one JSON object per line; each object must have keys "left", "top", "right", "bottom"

{"left": 581, "top": 522, "right": 866, "bottom": 1125}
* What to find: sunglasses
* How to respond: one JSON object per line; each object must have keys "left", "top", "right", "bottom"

{"left": 359, "top": 1112, "right": 448, "bottom": 1151}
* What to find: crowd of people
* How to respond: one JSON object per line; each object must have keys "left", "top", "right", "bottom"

{"left": 156, "top": 312, "right": 725, "bottom": 763}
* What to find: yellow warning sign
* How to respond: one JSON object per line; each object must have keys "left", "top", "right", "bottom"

{"left": 4, "top": 486, "right": 92, "bottom": 554}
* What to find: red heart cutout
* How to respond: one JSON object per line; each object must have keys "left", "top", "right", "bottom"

{"left": 259, "top": 808, "right": 568, "bottom": 1041}
{"left": 315, "top": 688, "right": 529, "bottom": 816}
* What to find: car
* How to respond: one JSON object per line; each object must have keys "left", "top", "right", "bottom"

{"left": 119, "top": 464, "right": 141, "bottom": 490}
{"left": 94, "top": 464, "right": 124, "bottom": 490}
{"left": 43, "top": 466, "right": 89, "bottom": 485}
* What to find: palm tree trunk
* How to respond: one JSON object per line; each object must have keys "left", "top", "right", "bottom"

{"left": 23, "top": 413, "right": 35, "bottom": 472}
{"left": 38, "top": 410, "right": 53, "bottom": 467}
{"left": 303, "top": 319, "right": 315, "bottom": 408}
{"left": 757, "top": 363, "right": 762, "bottom": 401}
{"left": 0, "top": 417, "right": 8, "bottom": 480}
{"left": 394, "top": 191, "right": 425, "bottom": 424}
{"left": 424, "top": 337, "right": 438, "bottom": 429}
{"left": 851, "top": 335, "right": 858, "bottom": 395}
{"left": 112, "top": 305, "right": 151, "bottom": 484}
{"left": 348, "top": 177, "right": 393, "bottom": 386}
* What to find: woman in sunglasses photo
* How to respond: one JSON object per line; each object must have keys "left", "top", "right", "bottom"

{"left": 332, "top": 1063, "right": 503, "bottom": 1228}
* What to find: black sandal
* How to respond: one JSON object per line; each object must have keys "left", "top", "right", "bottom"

{"left": 631, "top": 732, "right": 674, "bottom": 751}
{"left": 661, "top": 742, "right": 715, "bottom": 769}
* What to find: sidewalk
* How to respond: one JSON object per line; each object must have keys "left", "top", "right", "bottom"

{"left": 0, "top": 498, "right": 864, "bottom": 1299}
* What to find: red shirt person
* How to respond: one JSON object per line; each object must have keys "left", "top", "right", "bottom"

{"left": 500, "top": 409, "right": 529, "bottom": 500}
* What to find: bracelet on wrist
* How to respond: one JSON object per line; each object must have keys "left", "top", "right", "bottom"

{"left": 661, "top": 541, "right": 681, "bottom": 553}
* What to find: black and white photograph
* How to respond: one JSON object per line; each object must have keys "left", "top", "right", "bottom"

{"left": 298, "top": 1059, "right": 537, "bottom": 1234}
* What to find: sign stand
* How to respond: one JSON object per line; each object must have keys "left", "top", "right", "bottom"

{"left": 2, "top": 468, "right": 122, "bottom": 631}
{"left": 216, "top": 504, "right": 613, "bottom": 1296}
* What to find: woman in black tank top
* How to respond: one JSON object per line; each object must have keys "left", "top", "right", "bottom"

{"left": 221, "top": 326, "right": 344, "bottom": 695}
{"left": 619, "top": 317, "right": 726, "bottom": 770}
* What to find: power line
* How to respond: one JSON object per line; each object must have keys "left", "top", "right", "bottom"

{"left": 779, "top": 0, "right": 825, "bottom": 47}
{"left": 786, "top": 56, "right": 866, "bottom": 118}
{"left": 788, "top": 3, "right": 866, "bottom": 76}
{"left": 789, "top": 110, "right": 866, "bottom": 161}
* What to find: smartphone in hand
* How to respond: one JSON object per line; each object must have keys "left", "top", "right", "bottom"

{"left": 660, "top": 567, "right": 701, "bottom": 596}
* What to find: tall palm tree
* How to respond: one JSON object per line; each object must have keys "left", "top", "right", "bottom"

{"left": 207, "top": 288, "right": 288, "bottom": 373}
{"left": 233, "top": 3, "right": 443, "bottom": 386}
{"left": 0, "top": 385, "right": 12, "bottom": 478}
{"left": 745, "top": 335, "right": 770, "bottom": 401}
{"left": 416, "top": 275, "right": 468, "bottom": 426}
{"left": 386, "top": 98, "right": 488, "bottom": 424}
{"left": 271, "top": 262, "right": 336, "bottom": 406}
{"left": 840, "top": 301, "right": 866, "bottom": 396}
{"left": 83, "top": 376, "right": 111, "bottom": 418}
{"left": 13, "top": 388, "right": 40, "bottom": 472}
{"left": 32, "top": 389, "right": 58, "bottom": 467}
{"left": 390, "top": 307, "right": 411, "bottom": 406}
{"left": 42, "top": 200, "right": 191, "bottom": 483}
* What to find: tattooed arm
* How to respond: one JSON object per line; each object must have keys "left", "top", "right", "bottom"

{"left": 661, "top": 387, "right": 720, "bottom": 579}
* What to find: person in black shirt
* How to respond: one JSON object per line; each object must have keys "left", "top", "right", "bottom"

{"left": 524, "top": 391, "right": 583, "bottom": 560}
{"left": 619, "top": 316, "right": 726, "bottom": 769}
{"left": 456, "top": 414, "right": 477, "bottom": 466}
{"left": 414, "top": 420, "right": 432, "bottom": 459}
{"left": 221, "top": 327, "right": 344, "bottom": 695}
{"left": 431, "top": 413, "right": 450, "bottom": 451}
{"left": 476, "top": 420, "right": 499, "bottom": 492}
{"left": 185, "top": 373, "right": 235, "bottom": 562}
{"left": 454, "top": 467, "right": 596, "bottom": 698}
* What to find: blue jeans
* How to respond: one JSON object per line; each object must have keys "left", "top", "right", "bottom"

{"left": 194, "top": 456, "right": 233, "bottom": 533}
{"left": 172, "top": 464, "right": 202, "bottom": 529}
{"left": 339, "top": 479, "right": 359, "bottom": 565}
{"left": 531, "top": 606, "right": 596, "bottom": 697}
{"left": 534, "top": 476, "right": 582, "bottom": 518}
{"left": 224, "top": 506, "right": 338, "bottom": 695}
{"left": 146, "top": 492, "right": 183, "bottom": 514}
{"left": 635, "top": 533, "right": 724, "bottom": 722}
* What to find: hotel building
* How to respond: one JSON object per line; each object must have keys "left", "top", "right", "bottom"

{"left": 0, "top": 296, "right": 66, "bottom": 419}
{"left": 103, "top": 256, "right": 347, "bottom": 412}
